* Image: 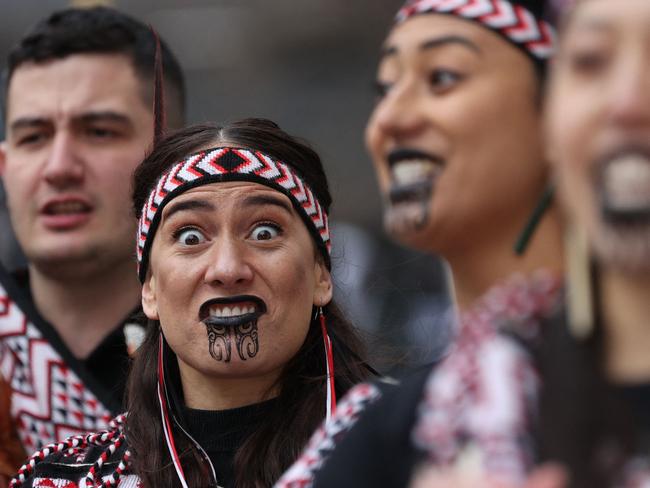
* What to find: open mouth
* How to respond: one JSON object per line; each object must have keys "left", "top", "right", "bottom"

{"left": 599, "top": 147, "right": 650, "bottom": 221}
{"left": 42, "top": 200, "right": 92, "bottom": 216}
{"left": 387, "top": 148, "right": 443, "bottom": 204}
{"left": 200, "top": 295, "right": 267, "bottom": 327}
{"left": 200, "top": 295, "right": 264, "bottom": 363}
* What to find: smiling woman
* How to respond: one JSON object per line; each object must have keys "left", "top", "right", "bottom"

{"left": 10, "top": 119, "right": 371, "bottom": 488}
{"left": 275, "top": 1, "right": 567, "bottom": 487}
{"left": 538, "top": 1, "right": 650, "bottom": 486}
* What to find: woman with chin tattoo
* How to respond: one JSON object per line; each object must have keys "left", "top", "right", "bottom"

{"left": 10, "top": 119, "right": 371, "bottom": 488}
{"left": 280, "top": 1, "right": 650, "bottom": 488}
{"left": 535, "top": 0, "right": 650, "bottom": 486}
{"left": 276, "top": 1, "right": 567, "bottom": 487}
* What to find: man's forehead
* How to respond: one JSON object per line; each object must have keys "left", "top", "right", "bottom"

{"left": 6, "top": 53, "right": 148, "bottom": 122}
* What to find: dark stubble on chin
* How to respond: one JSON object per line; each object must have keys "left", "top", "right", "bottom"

{"left": 205, "top": 319, "right": 260, "bottom": 362}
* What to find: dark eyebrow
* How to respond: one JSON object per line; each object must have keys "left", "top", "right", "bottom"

{"left": 9, "top": 117, "right": 51, "bottom": 133}
{"left": 379, "top": 35, "right": 481, "bottom": 62}
{"left": 76, "top": 111, "right": 133, "bottom": 126}
{"left": 242, "top": 194, "right": 293, "bottom": 215}
{"left": 163, "top": 199, "right": 216, "bottom": 221}
{"left": 9, "top": 111, "right": 133, "bottom": 134}
{"left": 420, "top": 35, "right": 482, "bottom": 55}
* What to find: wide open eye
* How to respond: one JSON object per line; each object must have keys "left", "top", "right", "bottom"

{"left": 176, "top": 228, "right": 206, "bottom": 246}
{"left": 250, "top": 224, "right": 280, "bottom": 241}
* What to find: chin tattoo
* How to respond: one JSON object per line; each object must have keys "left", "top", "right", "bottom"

{"left": 205, "top": 319, "right": 260, "bottom": 363}
{"left": 386, "top": 182, "right": 433, "bottom": 235}
{"left": 235, "top": 321, "right": 259, "bottom": 360}
{"left": 206, "top": 322, "right": 231, "bottom": 362}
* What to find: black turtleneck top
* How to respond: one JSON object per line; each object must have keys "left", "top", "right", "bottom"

{"left": 182, "top": 399, "right": 277, "bottom": 488}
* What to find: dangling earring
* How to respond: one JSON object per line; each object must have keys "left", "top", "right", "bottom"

{"left": 157, "top": 331, "right": 190, "bottom": 488}
{"left": 565, "top": 221, "right": 594, "bottom": 339}
{"left": 317, "top": 306, "right": 337, "bottom": 421}
{"left": 514, "top": 183, "right": 555, "bottom": 255}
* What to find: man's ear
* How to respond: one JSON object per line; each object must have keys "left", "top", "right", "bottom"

{"left": 312, "top": 257, "right": 333, "bottom": 307}
{"left": 141, "top": 274, "right": 159, "bottom": 321}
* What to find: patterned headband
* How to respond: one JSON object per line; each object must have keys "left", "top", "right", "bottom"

{"left": 395, "top": 0, "right": 556, "bottom": 62}
{"left": 137, "top": 147, "right": 331, "bottom": 282}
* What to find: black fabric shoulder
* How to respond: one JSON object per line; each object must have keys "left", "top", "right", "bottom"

{"left": 313, "top": 365, "right": 433, "bottom": 488}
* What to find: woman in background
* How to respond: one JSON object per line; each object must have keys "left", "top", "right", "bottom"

{"left": 375, "top": 1, "right": 650, "bottom": 486}
{"left": 540, "top": 0, "right": 650, "bottom": 486}
{"left": 277, "top": 1, "right": 564, "bottom": 486}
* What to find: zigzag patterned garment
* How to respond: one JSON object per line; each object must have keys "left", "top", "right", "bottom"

{"left": 0, "top": 267, "right": 118, "bottom": 453}
{"left": 274, "top": 274, "right": 562, "bottom": 487}
{"left": 275, "top": 383, "right": 382, "bottom": 487}
{"left": 31, "top": 475, "right": 141, "bottom": 488}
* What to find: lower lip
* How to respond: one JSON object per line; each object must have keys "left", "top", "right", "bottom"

{"left": 40, "top": 211, "right": 92, "bottom": 230}
{"left": 203, "top": 312, "right": 261, "bottom": 327}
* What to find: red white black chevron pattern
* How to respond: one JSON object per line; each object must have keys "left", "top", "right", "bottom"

{"left": 275, "top": 382, "right": 382, "bottom": 488}
{"left": 137, "top": 147, "right": 331, "bottom": 280}
{"left": 0, "top": 283, "right": 113, "bottom": 451}
{"left": 396, "top": 0, "right": 556, "bottom": 60}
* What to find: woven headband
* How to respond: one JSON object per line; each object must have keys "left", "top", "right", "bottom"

{"left": 137, "top": 147, "right": 331, "bottom": 282}
{"left": 395, "top": 0, "right": 556, "bottom": 62}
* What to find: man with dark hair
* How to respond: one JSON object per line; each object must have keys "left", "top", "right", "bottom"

{"left": 0, "top": 6, "right": 186, "bottom": 461}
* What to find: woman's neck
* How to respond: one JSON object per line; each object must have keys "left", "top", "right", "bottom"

{"left": 602, "top": 267, "right": 650, "bottom": 384}
{"left": 448, "top": 206, "right": 564, "bottom": 310}
{"left": 177, "top": 357, "right": 281, "bottom": 410}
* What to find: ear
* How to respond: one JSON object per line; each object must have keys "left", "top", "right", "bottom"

{"left": 141, "top": 273, "right": 160, "bottom": 321}
{"left": 0, "top": 141, "right": 7, "bottom": 177}
{"left": 312, "top": 258, "right": 333, "bottom": 307}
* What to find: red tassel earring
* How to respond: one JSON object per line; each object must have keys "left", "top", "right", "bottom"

{"left": 318, "top": 306, "right": 336, "bottom": 421}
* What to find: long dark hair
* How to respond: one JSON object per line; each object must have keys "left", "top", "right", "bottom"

{"left": 537, "top": 268, "right": 638, "bottom": 488}
{"left": 126, "top": 118, "right": 370, "bottom": 488}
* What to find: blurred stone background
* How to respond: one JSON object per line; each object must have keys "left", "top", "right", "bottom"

{"left": 0, "top": 0, "right": 453, "bottom": 371}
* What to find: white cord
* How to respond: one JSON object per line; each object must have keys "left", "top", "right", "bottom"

{"left": 324, "top": 333, "right": 333, "bottom": 423}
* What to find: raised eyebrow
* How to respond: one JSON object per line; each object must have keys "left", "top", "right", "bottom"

{"left": 420, "top": 35, "right": 482, "bottom": 55}
{"left": 241, "top": 194, "right": 294, "bottom": 215}
{"left": 163, "top": 199, "right": 216, "bottom": 221}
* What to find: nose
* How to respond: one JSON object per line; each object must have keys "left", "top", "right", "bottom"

{"left": 605, "top": 51, "right": 650, "bottom": 130}
{"left": 42, "top": 132, "right": 84, "bottom": 188}
{"left": 203, "top": 237, "right": 254, "bottom": 288}
{"left": 371, "top": 78, "right": 428, "bottom": 142}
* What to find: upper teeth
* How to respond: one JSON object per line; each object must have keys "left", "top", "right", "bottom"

{"left": 392, "top": 160, "right": 440, "bottom": 186}
{"left": 209, "top": 304, "right": 256, "bottom": 318}
{"left": 603, "top": 154, "right": 650, "bottom": 210}
{"left": 49, "top": 201, "right": 88, "bottom": 214}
